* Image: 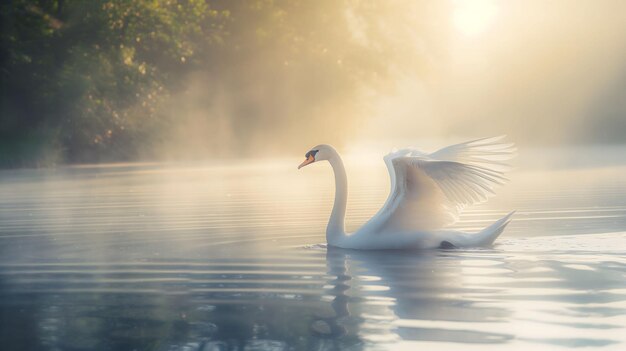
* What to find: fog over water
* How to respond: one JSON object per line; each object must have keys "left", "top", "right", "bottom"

{"left": 2, "top": 1, "right": 626, "bottom": 350}
{"left": 1, "top": 146, "right": 626, "bottom": 350}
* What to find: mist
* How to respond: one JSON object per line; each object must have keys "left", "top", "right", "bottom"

{"left": 3, "top": 3, "right": 626, "bottom": 349}
{"left": 2, "top": 0, "right": 625, "bottom": 165}
{"left": 158, "top": 0, "right": 626, "bottom": 161}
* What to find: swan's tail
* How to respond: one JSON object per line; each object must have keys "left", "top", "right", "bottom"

{"left": 474, "top": 211, "right": 515, "bottom": 246}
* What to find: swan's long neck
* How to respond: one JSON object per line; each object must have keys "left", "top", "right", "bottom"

{"left": 327, "top": 153, "right": 348, "bottom": 244}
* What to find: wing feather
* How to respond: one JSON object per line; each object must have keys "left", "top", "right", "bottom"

{"left": 429, "top": 135, "right": 516, "bottom": 170}
{"left": 369, "top": 137, "right": 515, "bottom": 232}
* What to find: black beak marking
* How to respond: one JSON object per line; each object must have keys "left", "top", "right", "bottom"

{"left": 305, "top": 150, "right": 319, "bottom": 159}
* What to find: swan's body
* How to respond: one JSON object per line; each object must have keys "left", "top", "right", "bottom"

{"left": 298, "top": 137, "right": 516, "bottom": 249}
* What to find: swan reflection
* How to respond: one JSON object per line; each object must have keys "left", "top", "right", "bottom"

{"left": 319, "top": 247, "right": 514, "bottom": 347}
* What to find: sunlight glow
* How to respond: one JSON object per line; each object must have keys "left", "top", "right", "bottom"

{"left": 453, "top": 0, "right": 499, "bottom": 37}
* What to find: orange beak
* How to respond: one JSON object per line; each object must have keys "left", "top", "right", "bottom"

{"left": 298, "top": 155, "right": 315, "bottom": 169}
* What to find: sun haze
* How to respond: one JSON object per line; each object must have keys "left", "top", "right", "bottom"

{"left": 452, "top": 0, "right": 500, "bottom": 37}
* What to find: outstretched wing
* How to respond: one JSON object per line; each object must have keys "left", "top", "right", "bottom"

{"left": 429, "top": 135, "right": 516, "bottom": 171}
{"left": 372, "top": 137, "right": 515, "bottom": 232}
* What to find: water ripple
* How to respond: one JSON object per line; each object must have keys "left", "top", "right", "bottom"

{"left": 1, "top": 163, "right": 626, "bottom": 350}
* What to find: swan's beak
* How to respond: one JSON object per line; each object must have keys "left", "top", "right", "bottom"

{"left": 298, "top": 155, "right": 315, "bottom": 169}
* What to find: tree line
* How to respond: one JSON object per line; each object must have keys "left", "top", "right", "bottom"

{"left": 1, "top": 0, "right": 420, "bottom": 167}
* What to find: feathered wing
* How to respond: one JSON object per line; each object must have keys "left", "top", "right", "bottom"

{"left": 428, "top": 135, "right": 516, "bottom": 171}
{"left": 373, "top": 137, "right": 515, "bottom": 232}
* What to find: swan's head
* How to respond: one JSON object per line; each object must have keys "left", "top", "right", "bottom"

{"left": 298, "top": 144, "right": 336, "bottom": 169}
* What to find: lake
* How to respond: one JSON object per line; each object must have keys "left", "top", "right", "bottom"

{"left": 1, "top": 148, "right": 625, "bottom": 350}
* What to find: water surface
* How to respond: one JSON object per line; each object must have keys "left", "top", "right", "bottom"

{"left": 1, "top": 155, "right": 625, "bottom": 350}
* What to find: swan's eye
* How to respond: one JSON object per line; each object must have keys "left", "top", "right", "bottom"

{"left": 305, "top": 150, "right": 319, "bottom": 159}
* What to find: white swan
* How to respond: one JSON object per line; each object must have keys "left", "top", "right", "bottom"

{"left": 298, "top": 137, "right": 516, "bottom": 249}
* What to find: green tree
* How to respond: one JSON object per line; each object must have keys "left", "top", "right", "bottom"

{"left": 0, "top": 0, "right": 227, "bottom": 166}
{"left": 1, "top": 0, "right": 429, "bottom": 167}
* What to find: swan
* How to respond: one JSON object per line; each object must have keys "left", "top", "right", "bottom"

{"left": 298, "top": 136, "right": 516, "bottom": 250}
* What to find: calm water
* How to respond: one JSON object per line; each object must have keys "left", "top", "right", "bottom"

{"left": 1, "top": 152, "right": 626, "bottom": 350}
